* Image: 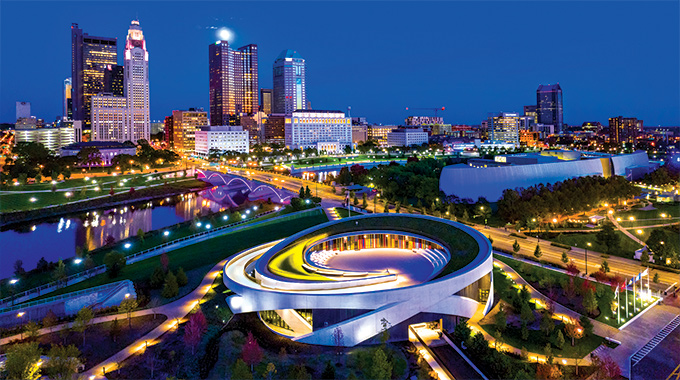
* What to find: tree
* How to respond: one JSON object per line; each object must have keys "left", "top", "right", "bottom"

{"left": 232, "top": 358, "right": 254, "bottom": 380}
{"left": 332, "top": 327, "right": 344, "bottom": 354}
{"left": 290, "top": 364, "right": 311, "bottom": 380}
{"left": 183, "top": 311, "right": 206, "bottom": 355}
{"left": 160, "top": 252, "right": 169, "bottom": 272}
{"left": 596, "top": 222, "right": 621, "bottom": 255}
{"left": 362, "top": 193, "right": 368, "bottom": 208}
{"left": 353, "top": 193, "right": 358, "bottom": 206}
{"left": 42, "top": 310, "right": 58, "bottom": 333}
{"left": 521, "top": 322, "right": 529, "bottom": 341}
{"left": 305, "top": 185, "right": 312, "bottom": 198}
{"left": 452, "top": 319, "right": 471, "bottom": 345}
{"left": 494, "top": 308, "right": 507, "bottom": 332}
{"left": 103, "top": 251, "right": 126, "bottom": 278}
{"left": 513, "top": 240, "right": 521, "bottom": 255}
{"left": 45, "top": 344, "right": 82, "bottom": 380}
{"left": 242, "top": 331, "right": 263, "bottom": 371}
{"left": 109, "top": 318, "right": 122, "bottom": 343}
{"left": 321, "top": 361, "right": 336, "bottom": 380}
{"left": 640, "top": 248, "right": 650, "bottom": 266}
{"left": 536, "top": 363, "right": 562, "bottom": 380}
{"left": 593, "top": 355, "right": 622, "bottom": 380}
{"left": 520, "top": 303, "right": 535, "bottom": 324}
{"left": 118, "top": 298, "right": 138, "bottom": 328}
{"left": 653, "top": 272, "right": 660, "bottom": 283}
{"left": 24, "top": 321, "right": 40, "bottom": 341}
{"left": 544, "top": 342, "right": 554, "bottom": 364}
{"left": 161, "top": 271, "right": 179, "bottom": 298}
{"left": 299, "top": 186, "right": 305, "bottom": 199}
{"left": 4, "top": 342, "right": 42, "bottom": 380}
{"left": 534, "top": 244, "right": 542, "bottom": 259}
{"left": 13, "top": 260, "right": 26, "bottom": 277}
{"left": 72, "top": 306, "right": 94, "bottom": 346}
{"left": 556, "top": 330, "right": 565, "bottom": 349}
{"left": 369, "top": 348, "right": 393, "bottom": 380}
{"left": 76, "top": 146, "right": 102, "bottom": 171}
{"left": 565, "top": 322, "right": 584, "bottom": 346}
{"left": 395, "top": 201, "right": 401, "bottom": 213}
{"left": 540, "top": 312, "right": 555, "bottom": 337}
{"left": 583, "top": 288, "right": 598, "bottom": 315}
{"left": 383, "top": 203, "right": 389, "bottom": 213}
{"left": 149, "top": 265, "right": 166, "bottom": 288}
{"left": 561, "top": 251, "right": 569, "bottom": 264}
{"left": 579, "top": 315, "right": 594, "bottom": 336}
{"left": 493, "top": 329, "right": 503, "bottom": 350}
{"left": 52, "top": 259, "right": 67, "bottom": 287}
{"left": 176, "top": 267, "right": 188, "bottom": 286}
{"left": 601, "top": 259, "right": 610, "bottom": 273}
{"left": 137, "top": 228, "right": 145, "bottom": 242}
{"left": 380, "top": 317, "right": 391, "bottom": 345}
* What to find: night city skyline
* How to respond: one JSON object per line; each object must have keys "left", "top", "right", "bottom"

{"left": 1, "top": 1, "right": 679, "bottom": 126}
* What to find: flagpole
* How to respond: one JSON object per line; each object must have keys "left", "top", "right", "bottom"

{"left": 633, "top": 276, "right": 636, "bottom": 312}
{"left": 626, "top": 279, "right": 629, "bottom": 319}
{"left": 647, "top": 271, "right": 651, "bottom": 300}
{"left": 617, "top": 287, "right": 620, "bottom": 324}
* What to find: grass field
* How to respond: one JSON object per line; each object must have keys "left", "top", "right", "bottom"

{"left": 26, "top": 209, "right": 329, "bottom": 301}
{"left": 615, "top": 203, "right": 679, "bottom": 220}
{"left": 545, "top": 230, "right": 643, "bottom": 260}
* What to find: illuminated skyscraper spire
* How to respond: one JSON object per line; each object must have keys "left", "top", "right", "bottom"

{"left": 124, "top": 19, "right": 150, "bottom": 142}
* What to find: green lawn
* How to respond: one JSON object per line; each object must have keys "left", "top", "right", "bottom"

{"left": 618, "top": 218, "right": 680, "bottom": 228}
{"left": 494, "top": 255, "right": 657, "bottom": 328}
{"left": 615, "top": 203, "right": 679, "bottom": 220}
{"left": 333, "top": 207, "right": 364, "bottom": 218}
{"left": 0, "top": 177, "right": 200, "bottom": 213}
{"left": 25, "top": 209, "right": 329, "bottom": 301}
{"left": 545, "top": 231, "right": 643, "bottom": 259}
{"left": 480, "top": 322, "right": 605, "bottom": 358}
{"left": 625, "top": 226, "right": 680, "bottom": 251}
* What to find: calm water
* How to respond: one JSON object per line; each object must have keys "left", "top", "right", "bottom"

{"left": 0, "top": 184, "right": 280, "bottom": 279}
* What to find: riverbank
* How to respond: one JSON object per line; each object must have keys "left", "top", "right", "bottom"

{"left": 0, "top": 179, "right": 210, "bottom": 228}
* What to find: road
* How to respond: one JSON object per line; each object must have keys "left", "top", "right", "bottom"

{"left": 221, "top": 165, "right": 680, "bottom": 291}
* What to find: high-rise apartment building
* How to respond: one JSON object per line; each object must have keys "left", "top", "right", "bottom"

{"left": 273, "top": 50, "right": 307, "bottom": 115}
{"left": 91, "top": 95, "right": 127, "bottom": 141}
{"left": 104, "top": 65, "right": 125, "bottom": 97}
{"left": 536, "top": 84, "right": 563, "bottom": 133}
{"left": 124, "top": 20, "right": 151, "bottom": 142}
{"left": 71, "top": 23, "right": 118, "bottom": 130}
{"left": 285, "top": 110, "right": 350, "bottom": 153}
{"left": 608, "top": 116, "right": 643, "bottom": 145}
{"left": 194, "top": 126, "right": 249, "bottom": 157}
{"left": 16, "top": 101, "right": 31, "bottom": 120}
{"left": 487, "top": 112, "right": 520, "bottom": 146}
{"left": 164, "top": 115, "right": 174, "bottom": 145}
{"left": 209, "top": 41, "right": 259, "bottom": 126}
{"left": 260, "top": 88, "right": 273, "bottom": 115}
{"left": 64, "top": 79, "right": 72, "bottom": 120}
{"left": 173, "top": 109, "right": 208, "bottom": 153}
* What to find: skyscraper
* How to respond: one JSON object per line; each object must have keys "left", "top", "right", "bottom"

{"left": 260, "top": 88, "right": 273, "bottom": 115}
{"left": 71, "top": 23, "right": 118, "bottom": 130}
{"left": 209, "top": 41, "right": 259, "bottom": 126}
{"left": 273, "top": 50, "right": 307, "bottom": 115}
{"left": 173, "top": 109, "right": 208, "bottom": 153}
{"left": 608, "top": 116, "right": 643, "bottom": 146}
{"left": 124, "top": 20, "right": 151, "bottom": 142}
{"left": 64, "top": 78, "right": 72, "bottom": 120}
{"left": 487, "top": 112, "right": 520, "bottom": 146}
{"left": 91, "top": 20, "right": 150, "bottom": 143}
{"left": 104, "top": 65, "right": 125, "bottom": 97}
{"left": 536, "top": 84, "right": 563, "bottom": 133}
{"left": 16, "top": 101, "right": 30, "bottom": 120}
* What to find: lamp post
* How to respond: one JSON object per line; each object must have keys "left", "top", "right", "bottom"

{"left": 9, "top": 278, "right": 18, "bottom": 306}
{"left": 585, "top": 242, "right": 591, "bottom": 276}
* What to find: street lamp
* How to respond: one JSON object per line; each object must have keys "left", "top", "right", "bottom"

{"left": 585, "top": 242, "right": 591, "bottom": 276}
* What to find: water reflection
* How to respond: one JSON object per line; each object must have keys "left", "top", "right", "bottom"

{"left": 0, "top": 184, "right": 286, "bottom": 279}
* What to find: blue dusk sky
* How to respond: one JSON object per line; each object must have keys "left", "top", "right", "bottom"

{"left": 1, "top": 1, "right": 678, "bottom": 126}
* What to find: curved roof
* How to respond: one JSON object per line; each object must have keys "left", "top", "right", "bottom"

{"left": 276, "top": 49, "right": 303, "bottom": 60}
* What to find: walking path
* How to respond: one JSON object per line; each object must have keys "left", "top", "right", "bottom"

{"left": 80, "top": 258, "right": 229, "bottom": 379}
{"left": 609, "top": 213, "right": 646, "bottom": 246}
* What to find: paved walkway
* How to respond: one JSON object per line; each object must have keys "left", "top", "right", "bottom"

{"left": 81, "top": 258, "right": 228, "bottom": 379}
{"left": 609, "top": 213, "right": 646, "bottom": 246}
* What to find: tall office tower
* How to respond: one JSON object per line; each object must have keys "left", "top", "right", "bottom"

{"left": 273, "top": 50, "right": 306, "bottom": 115}
{"left": 173, "top": 109, "right": 208, "bottom": 153}
{"left": 523, "top": 105, "right": 537, "bottom": 122}
{"left": 487, "top": 112, "right": 520, "bottom": 146}
{"left": 164, "top": 115, "right": 174, "bottom": 145}
{"left": 104, "top": 65, "right": 125, "bottom": 97}
{"left": 536, "top": 84, "right": 563, "bottom": 133}
{"left": 64, "top": 79, "right": 73, "bottom": 119}
{"left": 71, "top": 23, "right": 118, "bottom": 130}
{"left": 16, "top": 101, "right": 31, "bottom": 120}
{"left": 209, "top": 41, "right": 259, "bottom": 126}
{"left": 260, "top": 88, "right": 273, "bottom": 114}
{"left": 608, "top": 116, "right": 643, "bottom": 145}
{"left": 124, "top": 20, "right": 151, "bottom": 142}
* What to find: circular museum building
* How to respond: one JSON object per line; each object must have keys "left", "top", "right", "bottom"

{"left": 223, "top": 214, "right": 493, "bottom": 346}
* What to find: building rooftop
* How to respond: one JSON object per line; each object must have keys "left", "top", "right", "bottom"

{"left": 537, "top": 83, "right": 562, "bottom": 92}
{"left": 61, "top": 141, "right": 134, "bottom": 150}
{"left": 276, "top": 49, "right": 304, "bottom": 60}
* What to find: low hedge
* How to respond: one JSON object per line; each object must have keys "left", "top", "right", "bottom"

{"left": 509, "top": 232, "right": 527, "bottom": 239}
{"left": 550, "top": 242, "right": 572, "bottom": 250}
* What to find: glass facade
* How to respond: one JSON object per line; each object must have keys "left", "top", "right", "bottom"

{"left": 536, "top": 84, "right": 563, "bottom": 132}
{"left": 273, "top": 50, "right": 307, "bottom": 115}
{"left": 308, "top": 232, "right": 444, "bottom": 253}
